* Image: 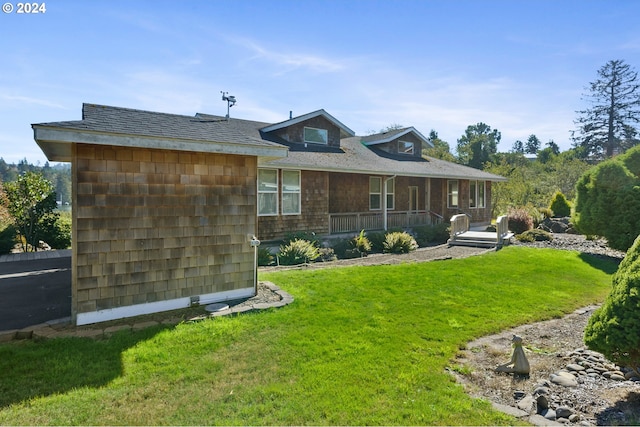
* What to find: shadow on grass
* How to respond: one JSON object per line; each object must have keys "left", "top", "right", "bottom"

{"left": 578, "top": 252, "right": 622, "bottom": 275}
{"left": 0, "top": 324, "right": 169, "bottom": 409}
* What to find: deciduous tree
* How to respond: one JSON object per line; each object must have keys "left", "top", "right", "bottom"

{"left": 573, "top": 59, "right": 640, "bottom": 158}
{"left": 3, "top": 171, "right": 58, "bottom": 252}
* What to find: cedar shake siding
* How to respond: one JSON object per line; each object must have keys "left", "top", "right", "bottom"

{"left": 263, "top": 116, "right": 342, "bottom": 148}
{"left": 73, "top": 144, "right": 257, "bottom": 323}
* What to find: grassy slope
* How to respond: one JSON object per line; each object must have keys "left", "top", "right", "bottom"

{"left": 0, "top": 247, "right": 617, "bottom": 425}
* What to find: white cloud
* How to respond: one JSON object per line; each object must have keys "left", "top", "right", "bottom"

{"left": 230, "top": 37, "right": 346, "bottom": 74}
{"left": 0, "top": 95, "right": 66, "bottom": 110}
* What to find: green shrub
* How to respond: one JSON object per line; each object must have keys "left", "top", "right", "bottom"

{"left": 383, "top": 231, "right": 418, "bottom": 254}
{"left": 352, "top": 230, "right": 372, "bottom": 255}
{"left": 549, "top": 191, "right": 571, "bottom": 217}
{"left": 507, "top": 207, "right": 534, "bottom": 235}
{"left": 257, "top": 247, "right": 275, "bottom": 266}
{"left": 283, "top": 231, "right": 320, "bottom": 247}
{"left": 318, "top": 247, "right": 337, "bottom": 262}
{"left": 584, "top": 234, "right": 640, "bottom": 371}
{"left": 517, "top": 229, "right": 553, "bottom": 242}
{"left": 367, "top": 231, "right": 387, "bottom": 253}
{"left": 573, "top": 146, "right": 640, "bottom": 251}
{"left": 40, "top": 211, "right": 71, "bottom": 249}
{"left": 330, "top": 238, "right": 351, "bottom": 259}
{"left": 413, "top": 223, "right": 450, "bottom": 247}
{"left": 277, "top": 239, "right": 320, "bottom": 265}
{"left": 0, "top": 224, "right": 16, "bottom": 254}
{"left": 538, "top": 207, "right": 553, "bottom": 220}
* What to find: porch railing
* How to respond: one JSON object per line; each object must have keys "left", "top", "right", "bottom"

{"left": 329, "top": 210, "right": 439, "bottom": 234}
{"left": 449, "top": 213, "right": 470, "bottom": 238}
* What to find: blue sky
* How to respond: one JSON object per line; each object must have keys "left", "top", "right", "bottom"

{"left": 2, "top": 0, "right": 639, "bottom": 165}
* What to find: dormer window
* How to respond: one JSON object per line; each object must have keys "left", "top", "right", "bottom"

{"left": 399, "top": 141, "right": 414, "bottom": 155}
{"left": 304, "top": 127, "right": 328, "bottom": 145}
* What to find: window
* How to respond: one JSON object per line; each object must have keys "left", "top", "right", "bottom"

{"left": 399, "top": 141, "right": 414, "bottom": 155}
{"left": 304, "top": 127, "right": 328, "bottom": 145}
{"left": 370, "top": 177, "right": 381, "bottom": 210}
{"left": 282, "top": 170, "right": 301, "bottom": 215}
{"left": 470, "top": 180, "right": 486, "bottom": 209}
{"left": 386, "top": 177, "right": 395, "bottom": 210}
{"left": 258, "top": 169, "right": 278, "bottom": 216}
{"left": 447, "top": 180, "right": 459, "bottom": 208}
{"left": 409, "top": 186, "right": 418, "bottom": 212}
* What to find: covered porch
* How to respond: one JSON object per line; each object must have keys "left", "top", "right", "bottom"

{"left": 328, "top": 210, "right": 443, "bottom": 234}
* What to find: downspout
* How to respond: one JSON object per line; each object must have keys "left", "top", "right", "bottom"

{"left": 382, "top": 175, "right": 396, "bottom": 231}
{"left": 250, "top": 235, "right": 261, "bottom": 296}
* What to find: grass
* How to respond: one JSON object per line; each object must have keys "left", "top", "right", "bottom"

{"left": 0, "top": 246, "right": 618, "bottom": 425}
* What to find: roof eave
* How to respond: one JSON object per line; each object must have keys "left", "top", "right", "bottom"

{"left": 32, "top": 125, "right": 288, "bottom": 163}
{"left": 260, "top": 109, "right": 355, "bottom": 137}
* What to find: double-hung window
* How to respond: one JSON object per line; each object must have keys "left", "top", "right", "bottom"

{"left": 447, "top": 180, "right": 459, "bottom": 208}
{"left": 469, "top": 180, "right": 486, "bottom": 208}
{"left": 370, "top": 177, "right": 382, "bottom": 210}
{"left": 386, "top": 177, "right": 395, "bottom": 210}
{"left": 370, "top": 177, "right": 394, "bottom": 210}
{"left": 282, "top": 170, "right": 301, "bottom": 215}
{"left": 304, "top": 127, "right": 328, "bottom": 145}
{"left": 258, "top": 169, "right": 278, "bottom": 216}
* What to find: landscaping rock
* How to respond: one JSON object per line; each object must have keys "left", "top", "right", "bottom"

{"left": 550, "top": 371, "right": 578, "bottom": 387}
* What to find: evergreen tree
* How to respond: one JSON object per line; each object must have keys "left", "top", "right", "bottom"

{"left": 423, "top": 130, "right": 456, "bottom": 162}
{"left": 584, "top": 235, "right": 640, "bottom": 373}
{"left": 456, "top": 122, "right": 500, "bottom": 170}
{"left": 573, "top": 145, "right": 640, "bottom": 251}
{"left": 525, "top": 134, "right": 541, "bottom": 154}
{"left": 573, "top": 59, "right": 640, "bottom": 158}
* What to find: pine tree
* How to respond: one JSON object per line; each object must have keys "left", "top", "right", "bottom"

{"left": 573, "top": 60, "right": 640, "bottom": 158}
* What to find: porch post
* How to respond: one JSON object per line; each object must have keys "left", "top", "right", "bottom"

{"left": 382, "top": 176, "right": 387, "bottom": 231}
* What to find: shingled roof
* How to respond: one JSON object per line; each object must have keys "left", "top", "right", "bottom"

{"left": 32, "top": 104, "right": 288, "bottom": 162}
{"left": 32, "top": 103, "right": 505, "bottom": 182}
{"left": 261, "top": 136, "right": 506, "bottom": 181}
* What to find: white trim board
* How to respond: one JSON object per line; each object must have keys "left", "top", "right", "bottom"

{"left": 76, "top": 287, "right": 255, "bottom": 326}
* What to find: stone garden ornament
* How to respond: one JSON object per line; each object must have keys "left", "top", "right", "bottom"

{"left": 496, "top": 335, "right": 530, "bottom": 375}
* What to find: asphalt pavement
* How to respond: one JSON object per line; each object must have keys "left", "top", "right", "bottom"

{"left": 0, "top": 251, "right": 71, "bottom": 331}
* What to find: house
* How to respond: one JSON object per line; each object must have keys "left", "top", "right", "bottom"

{"left": 33, "top": 103, "right": 504, "bottom": 325}
{"left": 252, "top": 109, "right": 505, "bottom": 240}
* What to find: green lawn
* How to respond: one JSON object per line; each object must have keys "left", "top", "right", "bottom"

{"left": 0, "top": 247, "right": 618, "bottom": 425}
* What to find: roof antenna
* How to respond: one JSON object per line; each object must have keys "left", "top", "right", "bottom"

{"left": 221, "top": 91, "right": 236, "bottom": 121}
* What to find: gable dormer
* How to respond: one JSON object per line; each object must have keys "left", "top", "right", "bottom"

{"left": 362, "top": 127, "right": 433, "bottom": 159}
{"left": 260, "top": 109, "right": 354, "bottom": 149}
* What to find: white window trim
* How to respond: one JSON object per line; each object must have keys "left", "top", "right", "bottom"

{"left": 303, "top": 126, "right": 328, "bottom": 145}
{"left": 282, "top": 170, "right": 301, "bottom": 215}
{"left": 370, "top": 176, "right": 382, "bottom": 211}
{"left": 399, "top": 140, "right": 414, "bottom": 155}
{"left": 258, "top": 168, "right": 278, "bottom": 216}
{"left": 447, "top": 180, "right": 459, "bottom": 208}
{"left": 409, "top": 186, "right": 418, "bottom": 212}
{"left": 386, "top": 177, "right": 395, "bottom": 210}
{"left": 469, "top": 180, "right": 486, "bottom": 209}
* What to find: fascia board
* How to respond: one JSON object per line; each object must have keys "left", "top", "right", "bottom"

{"left": 33, "top": 126, "right": 289, "bottom": 162}
{"left": 260, "top": 110, "right": 355, "bottom": 137}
